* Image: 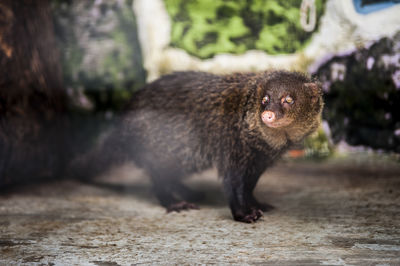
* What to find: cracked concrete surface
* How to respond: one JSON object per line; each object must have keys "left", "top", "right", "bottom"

{"left": 0, "top": 158, "right": 399, "bottom": 265}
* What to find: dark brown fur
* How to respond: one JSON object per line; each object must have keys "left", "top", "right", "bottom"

{"left": 75, "top": 70, "right": 323, "bottom": 223}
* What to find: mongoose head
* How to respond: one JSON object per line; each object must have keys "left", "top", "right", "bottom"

{"left": 253, "top": 71, "right": 324, "bottom": 142}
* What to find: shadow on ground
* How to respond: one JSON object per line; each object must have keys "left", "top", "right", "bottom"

{"left": 0, "top": 157, "right": 399, "bottom": 265}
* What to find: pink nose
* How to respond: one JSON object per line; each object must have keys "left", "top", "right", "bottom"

{"left": 262, "top": 111, "right": 276, "bottom": 123}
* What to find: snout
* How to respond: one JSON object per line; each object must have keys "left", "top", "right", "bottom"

{"left": 261, "top": 111, "right": 276, "bottom": 123}
{"left": 261, "top": 110, "right": 293, "bottom": 128}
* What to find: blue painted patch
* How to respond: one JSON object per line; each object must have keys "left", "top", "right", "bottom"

{"left": 353, "top": 0, "right": 400, "bottom": 14}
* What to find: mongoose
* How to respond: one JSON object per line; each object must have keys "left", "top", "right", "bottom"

{"left": 75, "top": 70, "right": 323, "bottom": 223}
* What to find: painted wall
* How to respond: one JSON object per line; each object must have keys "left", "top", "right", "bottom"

{"left": 133, "top": 0, "right": 400, "bottom": 153}
{"left": 53, "top": 0, "right": 400, "bottom": 153}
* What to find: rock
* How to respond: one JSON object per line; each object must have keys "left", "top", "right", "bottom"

{"left": 312, "top": 31, "right": 400, "bottom": 152}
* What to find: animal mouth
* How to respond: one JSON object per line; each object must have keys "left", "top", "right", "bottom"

{"left": 264, "top": 120, "right": 293, "bottom": 128}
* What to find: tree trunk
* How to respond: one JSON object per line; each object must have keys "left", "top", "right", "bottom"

{"left": 0, "top": 0, "right": 68, "bottom": 186}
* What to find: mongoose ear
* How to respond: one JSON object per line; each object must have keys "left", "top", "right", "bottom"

{"left": 304, "top": 82, "right": 321, "bottom": 95}
{"left": 304, "top": 83, "right": 321, "bottom": 103}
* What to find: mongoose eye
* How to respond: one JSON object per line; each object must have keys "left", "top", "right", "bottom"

{"left": 262, "top": 95, "right": 270, "bottom": 105}
{"left": 284, "top": 95, "right": 294, "bottom": 104}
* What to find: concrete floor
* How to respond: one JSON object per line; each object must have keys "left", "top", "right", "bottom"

{"left": 0, "top": 157, "right": 400, "bottom": 265}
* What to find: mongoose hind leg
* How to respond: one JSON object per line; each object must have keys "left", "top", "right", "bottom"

{"left": 149, "top": 167, "right": 200, "bottom": 212}
{"left": 172, "top": 182, "right": 205, "bottom": 202}
{"left": 153, "top": 183, "right": 200, "bottom": 212}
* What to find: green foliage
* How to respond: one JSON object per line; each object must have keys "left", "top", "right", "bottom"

{"left": 304, "top": 127, "right": 334, "bottom": 159}
{"left": 165, "top": 0, "right": 326, "bottom": 59}
{"left": 52, "top": 0, "right": 146, "bottom": 111}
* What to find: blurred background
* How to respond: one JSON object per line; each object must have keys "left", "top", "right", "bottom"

{"left": 1, "top": 0, "right": 400, "bottom": 186}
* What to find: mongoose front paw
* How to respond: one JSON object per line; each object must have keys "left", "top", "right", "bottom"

{"left": 233, "top": 208, "right": 263, "bottom": 223}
